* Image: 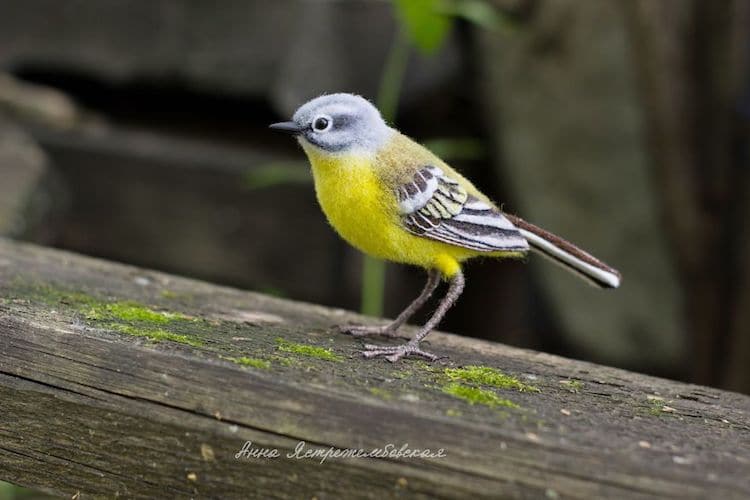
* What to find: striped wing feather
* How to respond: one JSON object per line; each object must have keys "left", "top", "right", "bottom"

{"left": 396, "top": 166, "right": 528, "bottom": 252}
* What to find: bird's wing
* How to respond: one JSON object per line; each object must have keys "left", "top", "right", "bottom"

{"left": 396, "top": 166, "right": 529, "bottom": 252}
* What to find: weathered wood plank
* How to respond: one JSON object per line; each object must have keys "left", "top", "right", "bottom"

{"left": 0, "top": 238, "right": 748, "bottom": 499}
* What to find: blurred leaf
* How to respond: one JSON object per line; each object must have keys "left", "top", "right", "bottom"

{"left": 242, "top": 162, "right": 311, "bottom": 190}
{"left": 393, "top": 0, "right": 453, "bottom": 54}
{"left": 361, "top": 256, "right": 386, "bottom": 316}
{"left": 0, "top": 482, "right": 14, "bottom": 499}
{"left": 0, "top": 481, "right": 56, "bottom": 499}
{"left": 377, "top": 28, "right": 410, "bottom": 124}
{"left": 437, "top": 0, "right": 508, "bottom": 31}
{"left": 423, "top": 137, "right": 486, "bottom": 161}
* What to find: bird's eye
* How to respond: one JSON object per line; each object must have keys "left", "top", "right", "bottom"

{"left": 313, "top": 116, "right": 331, "bottom": 132}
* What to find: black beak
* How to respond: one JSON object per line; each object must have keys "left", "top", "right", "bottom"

{"left": 269, "top": 121, "right": 305, "bottom": 135}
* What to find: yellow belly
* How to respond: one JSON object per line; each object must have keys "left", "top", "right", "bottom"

{"left": 306, "top": 150, "right": 481, "bottom": 276}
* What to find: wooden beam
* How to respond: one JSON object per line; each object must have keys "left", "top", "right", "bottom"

{"left": 0, "top": 238, "right": 748, "bottom": 498}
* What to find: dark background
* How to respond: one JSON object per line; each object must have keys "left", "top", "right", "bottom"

{"left": 1, "top": 0, "right": 748, "bottom": 410}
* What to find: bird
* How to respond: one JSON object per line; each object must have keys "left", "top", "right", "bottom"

{"left": 270, "top": 93, "right": 620, "bottom": 362}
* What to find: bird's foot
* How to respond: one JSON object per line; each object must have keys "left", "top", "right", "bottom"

{"left": 337, "top": 323, "right": 399, "bottom": 338}
{"left": 361, "top": 341, "right": 440, "bottom": 363}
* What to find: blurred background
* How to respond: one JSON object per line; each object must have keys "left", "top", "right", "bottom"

{"left": 0, "top": 0, "right": 748, "bottom": 414}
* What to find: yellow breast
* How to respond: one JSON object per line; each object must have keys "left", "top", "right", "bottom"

{"left": 303, "top": 145, "right": 483, "bottom": 276}
{"left": 306, "top": 149, "right": 395, "bottom": 260}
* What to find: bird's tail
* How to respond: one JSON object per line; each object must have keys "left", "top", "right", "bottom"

{"left": 505, "top": 214, "right": 621, "bottom": 289}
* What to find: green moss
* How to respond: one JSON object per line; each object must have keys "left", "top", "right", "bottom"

{"left": 59, "top": 291, "right": 99, "bottom": 306}
{"left": 86, "top": 301, "right": 189, "bottom": 323}
{"left": 20, "top": 283, "right": 189, "bottom": 324}
{"left": 413, "top": 360, "right": 439, "bottom": 371}
{"left": 644, "top": 399, "right": 675, "bottom": 417}
{"left": 560, "top": 379, "right": 584, "bottom": 393}
{"left": 445, "top": 366, "right": 540, "bottom": 392}
{"left": 275, "top": 338, "right": 342, "bottom": 362}
{"left": 226, "top": 356, "right": 271, "bottom": 369}
{"left": 368, "top": 387, "right": 393, "bottom": 400}
{"left": 109, "top": 324, "right": 203, "bottom": 347}
{"left": 647, "top": 404, "right": 663, "bottom": 416}
{"left": 442, "top": 383, "right": 519, "bottom": 409}
{"left": 24, "top": 284, "right": 100, "bottom": 308}
{"left": 269, "top": 355, "right": 296, "bottom": 367}
{"left": 13, "top": 282, "right": 205, "bottom": 348}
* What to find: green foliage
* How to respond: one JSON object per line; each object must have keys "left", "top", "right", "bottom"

{"left": 438, "top": 0, "right": 508, "bottom": 31}
{"left": 0, "top": 482, "right": 17, "bottom": 500}
{"left": 360, "top": 257, "right": 387, "bottom": 316}
{"left": 0, "top": 481, "right": 55, "bottom": 499}
{"left": 393, "top": 0, "right": 453, "bottom": 54}
{"left": 393, "top": 0, "right": 508, "bottom": 55}
{"left": 376, "top": 28, "right": 411, "bottom": 125}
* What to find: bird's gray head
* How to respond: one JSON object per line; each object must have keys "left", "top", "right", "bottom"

{"left": 270, "top": 93, "right": 392, "bottom": 154}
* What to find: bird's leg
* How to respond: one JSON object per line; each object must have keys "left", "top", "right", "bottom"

{"left": 361, "top": 271, "right": 465, "bottom": 362}
{"left": 339, "top": 269, "right": 441, "bottom": 338}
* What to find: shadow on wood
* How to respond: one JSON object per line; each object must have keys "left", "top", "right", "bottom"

{"left": 0, "top": 238, "right": 748, "bottom": 499}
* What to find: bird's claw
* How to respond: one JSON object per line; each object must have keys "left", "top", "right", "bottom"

{"left": 337, "top": 324, "right": 399, "bottom": 338}
{"left": 361, "top": 342, "right": 439, "bottom": 363}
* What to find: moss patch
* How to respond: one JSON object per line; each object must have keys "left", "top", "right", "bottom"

{"left": 445, "top": 366, "right": 540, "bottom": 392}
{"left": 643, "top": 399, "right": 676, "bottom": 417}
{"left": 23, "top": 284, "right": 100, "bottom": 308}
{"left": 442, "top": 383, "right": 519, "bottom": 409}
{"left": 560, "top": 379, "right": 584, "bottom": 393}
{"left": 647, "top": 403, "right": 664, "bottom": 416}
{"left": 412, "top": 360, "right": 440, "bottom": 372}
{"left": 368, "top": 387, "right": 393, "bottom": 400}
{"left": 269, "top": 355, "right": 296, "bottom": 367}
{"left": 15, "top": 283, "right": 202, "bottom": 348}
{"left": 275, "top": 338, "right": 342, "bottom": 362}
{"left": 391, "top": 368, "right": 412, "bottom": 379}
{"left": 109, "top": 323, "right": 203, "bottom": 347}
{"left": 86, "top": 301, "right": 190, "bottom": 324}
{"left": 226, "top": 356, "right": 271, "bottom": 369}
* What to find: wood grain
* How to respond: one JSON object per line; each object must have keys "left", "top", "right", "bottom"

{"left": 0, "top": 238, "right": 748, "bottom": 499}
